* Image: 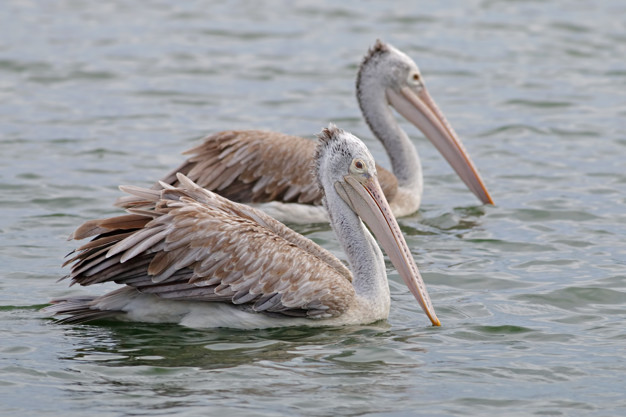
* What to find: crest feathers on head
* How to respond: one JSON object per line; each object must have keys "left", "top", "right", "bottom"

{"left": 314, "top": 123, "right": 345, "bottom": 190}
{"left": 316, "top": 123, "right": 343, "bottom": 147}
{"left": 356, "top": 39, "right": 390, "bottom": 98}
{"left": 360, "top": 39, "right": 389, "bottom": 68}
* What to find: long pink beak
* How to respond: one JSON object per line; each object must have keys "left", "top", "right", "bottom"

{"left": 338, "top": 174, "right": 441, "bottom": 326}
{"left": 387, "top": 85, "right": 494, "bottom": 205}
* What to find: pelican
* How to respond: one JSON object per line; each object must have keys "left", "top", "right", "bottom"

{"left": 46, "top": 126, "right": 440, "bottom": 328}
{"left": 119, "top": 40, "right": 493, "bottom": 223}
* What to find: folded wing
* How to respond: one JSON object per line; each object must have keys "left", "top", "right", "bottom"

{"left": 119, "top": 130, "right": 397, "bottom": 209}
{"left": 66, "top": 175, "right": 355, "bottom": 318}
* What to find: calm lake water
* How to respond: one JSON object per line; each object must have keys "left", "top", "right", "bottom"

{"left": 1, "top": 1, "right": 625, "bottom": 416}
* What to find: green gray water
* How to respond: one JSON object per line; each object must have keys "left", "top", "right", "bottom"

{"left": 1, "top": 1, "right": 625, "bottom": 416}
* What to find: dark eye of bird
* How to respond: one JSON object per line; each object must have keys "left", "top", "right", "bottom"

{"left": 413, "top": 73, "right": 420, "bottom": 81}
{"left": 355, "top": 160, "right": 364, "bottom": 170}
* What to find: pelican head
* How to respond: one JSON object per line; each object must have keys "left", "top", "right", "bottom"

{"left": 357, "top": 39, "right": 494, "bottom": 205}
{"left": 316, "top": 125, "right": 440, "bottom": 326}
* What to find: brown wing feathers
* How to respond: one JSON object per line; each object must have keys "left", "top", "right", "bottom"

{"left": 159, "top": 130, "right": 322, "bottom": 204}
{"left": 64, "top": 175, "right": 355, "bottom": 318}
{"left": 137, "top": 130, "right": 397, "bottom": 207}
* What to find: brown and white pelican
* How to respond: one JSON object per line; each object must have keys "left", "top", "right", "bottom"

{"left": 119, "top": 40, "right": 493, "bottom": 223}
{"left": 47, "top": 126, "right": 440, "bottom": 328}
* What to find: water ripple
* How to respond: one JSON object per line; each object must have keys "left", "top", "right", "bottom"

{"left": 1, "top": 1, "right": 626, "bottom": 416}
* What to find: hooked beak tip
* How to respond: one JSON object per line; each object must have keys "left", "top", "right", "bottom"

{"left": 482, "top": 189, "right": 495, "bottom": 206}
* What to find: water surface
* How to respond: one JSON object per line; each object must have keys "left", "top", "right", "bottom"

{"left": 1, "top": 1, "right": 625, "bottom": 416}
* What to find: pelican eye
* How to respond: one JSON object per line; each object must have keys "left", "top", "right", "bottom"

{"left": 351, "top": 158, "right": 367, "bottom": 174}
{"left": 408, "top": 72, "right": 424, "bottom": 91}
